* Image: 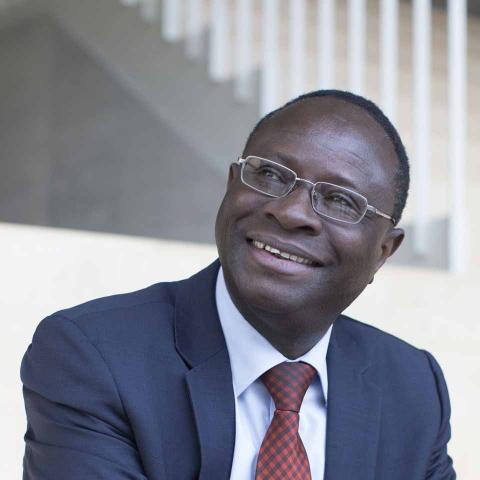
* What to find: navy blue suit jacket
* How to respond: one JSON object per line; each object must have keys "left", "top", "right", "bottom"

{"left": 21, "top": 260, "right": 455, "bottom": 479}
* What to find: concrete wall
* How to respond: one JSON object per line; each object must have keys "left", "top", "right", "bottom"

{"left": 36, "top": 0, "right": 259, "bottom": 174}
{"left": 0, "top": 3, "right": 255, "bottom": 243}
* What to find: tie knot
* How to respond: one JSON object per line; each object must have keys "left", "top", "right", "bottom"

{"left": 261, "top": 361, "right": 317, "bottom": 412}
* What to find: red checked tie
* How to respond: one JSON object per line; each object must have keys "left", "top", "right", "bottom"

{"left": 255, "top": 361, "right": 317, "bottom": 480}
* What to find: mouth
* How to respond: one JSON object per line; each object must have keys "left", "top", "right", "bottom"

{"left": 247, "top": 238, "right": 320, "bottom": 268}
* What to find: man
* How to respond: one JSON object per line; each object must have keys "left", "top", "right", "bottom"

{"left": 21, "top": 90, "right": 455, "bottom": 479}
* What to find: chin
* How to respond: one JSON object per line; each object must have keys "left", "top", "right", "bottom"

{"left": 235, "top": 272, "right": 310, "bottom": 315}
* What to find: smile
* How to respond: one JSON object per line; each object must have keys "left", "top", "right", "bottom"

{"left": 251, "top": 240, "right": 315, "bottom": 266}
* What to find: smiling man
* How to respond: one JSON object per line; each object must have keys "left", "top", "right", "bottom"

{"left": 21, "top": 90, "right": 455, "bottom": 479}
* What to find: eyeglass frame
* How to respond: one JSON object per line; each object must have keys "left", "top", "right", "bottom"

{"left": 237, "top": 156, "right": 396, "bottom": 225}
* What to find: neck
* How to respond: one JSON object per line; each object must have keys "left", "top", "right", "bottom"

{"left": 256, "top": 318, "right": 332, "bottom": 359}
{"left": 237, "top": 303, "right": 336, "bottom": 359}
{"left": 220, "top": 269, "right": 338, "bottom": 359}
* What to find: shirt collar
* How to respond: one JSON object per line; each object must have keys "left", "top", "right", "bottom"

{"left": 215, "top": 267, "right": 332, "bottom": 402}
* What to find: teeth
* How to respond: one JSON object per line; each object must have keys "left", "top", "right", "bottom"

{"left": 252, "top": 240, "right": 314, "bottom": 266}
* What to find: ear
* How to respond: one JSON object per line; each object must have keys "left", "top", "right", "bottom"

{"left": 374, "top": 227, "right": 404, "bottom": 274}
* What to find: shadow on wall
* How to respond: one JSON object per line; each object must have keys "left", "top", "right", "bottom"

{"left": 0, "top": 9, "right": 226, "bottom": 244}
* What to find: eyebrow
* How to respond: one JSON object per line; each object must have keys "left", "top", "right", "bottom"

{"left": 273, "top": 152, "right": 367, "bottom": 193}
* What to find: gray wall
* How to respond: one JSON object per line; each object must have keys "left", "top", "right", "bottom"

{"left": 0, "top": 9, "right": 223, "bottom": 242}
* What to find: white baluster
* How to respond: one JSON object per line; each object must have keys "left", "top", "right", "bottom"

{"left": 260, "top": 0, "right": 280, "bottom": 115}
{"left": 448, "top": 0, "right": 468, "bottom": 274}
{"left": 316, "top": 0, "right": 335, "bottom": 89}
{"left": 379, "top": 0, "right": 398, "bottom": 121}
{"left": 210, "top": 0, "right": 229, "bottom": 82}
{"left": 141, "top": 0, "right": 158, "bottom": 21}
{"left": 412, "top": 0, "right": 431, "bottom": 255}
{"left": 234, "top": 0, "right": 254, "bottom": 101}
{"left": 186, "top": 0, "right": 204, "bottom": 59}
{"left": 347, "top": 0, "right": 366, "bottom": 95}
{"left": 289, "top": 0, "right": 307, "bottom": 98}
{"left": 162, "top": 0, "right": 183, "bottom": 42}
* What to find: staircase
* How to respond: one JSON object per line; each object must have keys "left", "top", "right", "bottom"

{"left": 22, "top": 0, "right": 478, "bottom": 274}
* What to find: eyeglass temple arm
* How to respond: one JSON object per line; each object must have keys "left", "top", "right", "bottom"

{"left": 367, "top": 206, "right": 396, "bottom": 225}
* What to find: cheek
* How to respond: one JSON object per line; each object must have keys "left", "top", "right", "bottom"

{"left": 330, "top": 227, "right": 380, "bottom": 275}
{"left": 223, "top": 188, "right": 270, "bottom": 229}
{"left": 215, "top": 188, "right": 257, "bottom": 245}
{"left": 231, "top": 185, "right": 266, "bottom": 212}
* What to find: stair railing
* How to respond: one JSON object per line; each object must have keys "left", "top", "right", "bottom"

{"left": 117, "top": 0, "right": 468, "bottom": 274}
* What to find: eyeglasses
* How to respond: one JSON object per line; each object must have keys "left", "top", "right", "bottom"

{"left": 237, "top": 156, "right": 396, "bottom": 225}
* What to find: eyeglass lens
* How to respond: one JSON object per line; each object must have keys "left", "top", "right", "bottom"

{"left": 241, "top": 156, "right": 368, "bottom": 223}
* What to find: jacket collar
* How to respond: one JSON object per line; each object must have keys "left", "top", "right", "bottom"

{"left": 174, "top": 259, "right": 225, "bottom": 367}
{"left": 324, "top": 316, "right": 382, "bottom": 480}
{"left": 174, "top": 260, "right": 236, "bottom": 480}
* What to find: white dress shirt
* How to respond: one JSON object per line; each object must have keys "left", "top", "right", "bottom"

{"left": 215, "top": 268, "right": 332, "bottom": 480}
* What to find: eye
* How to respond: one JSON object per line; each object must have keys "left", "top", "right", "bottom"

{"left": 325, "top": 193, "right": 354, "bottom": 207}
{"left": 257, "top": 166, "right": 284, "bottom": 182}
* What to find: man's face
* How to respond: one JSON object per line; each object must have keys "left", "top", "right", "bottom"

{"left": 215, "top": 97, "right": 404, "bottom": 338}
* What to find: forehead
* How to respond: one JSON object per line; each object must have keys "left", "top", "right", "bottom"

{"left": 245, "top": 98, "right": 398, "bottom": 199}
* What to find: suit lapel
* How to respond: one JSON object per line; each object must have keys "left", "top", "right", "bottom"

{"left": 186, "top": 350, "right": 236, "bottom": 480}
{"left": 324, "top": 317, "right": 382, "bottom": 480}
{"left": 174, "top": 260, "right": 236, "bottom": 480}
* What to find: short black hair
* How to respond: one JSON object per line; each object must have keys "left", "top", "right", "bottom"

{"left": 243, "top": 89, "right": 410, "bottom": 225}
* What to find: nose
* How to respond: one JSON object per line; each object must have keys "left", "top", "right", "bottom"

{"left": 262, "top": 181, "right": 323, "bottom": 235}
